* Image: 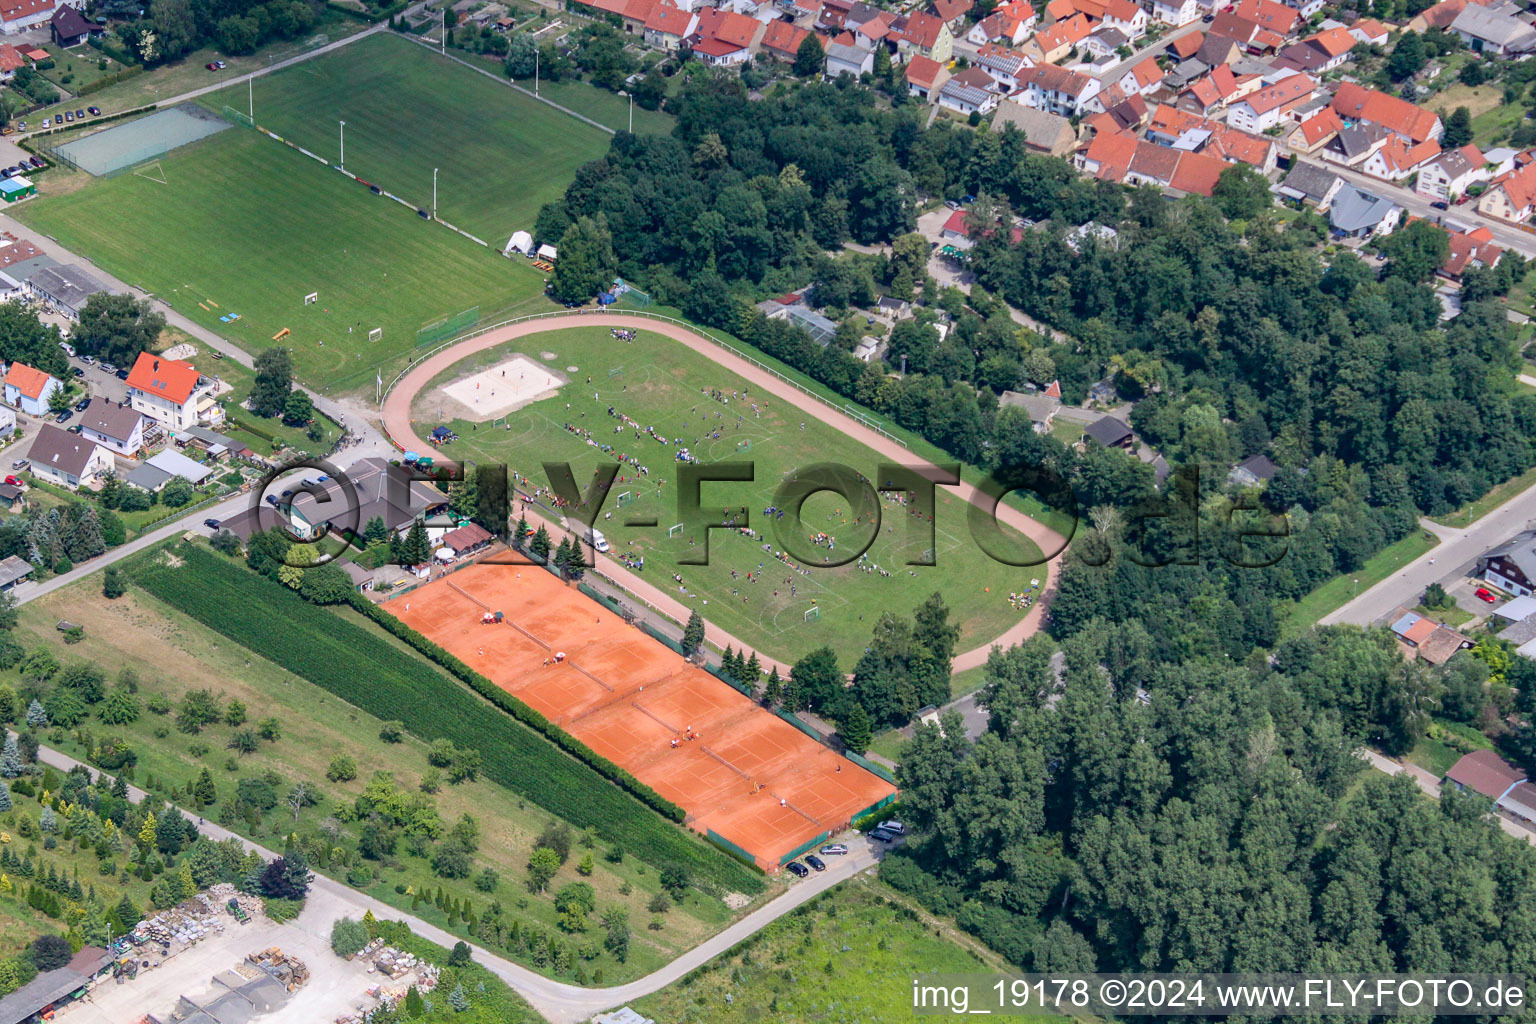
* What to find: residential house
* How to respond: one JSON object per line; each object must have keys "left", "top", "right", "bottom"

{"left": 1082, "top": 25, "right": 1129, "bottom": 60}
{"left": 689, "top": 8, "right": 764, "bottom": 64}
{"left": 966, "top": 1, "right": 1036, "bottom": 43}
{"left": 993, "top": 101, "right": 1078, "bottom": 155}
{"left": 1228, "top": 453, "right": 1278, "bottom": 487}
{"left": 1347, "top": 17, "right": 1390, "bottom": 45}
{"left": 77, "top": 399, "right": 143, "bottom": 457}
{"left": 939, "top": 67, "right": 1002, "bottom": 115}
{"left": 1176, "top": 64, "right": 1242, "bottom": 117}
{"left": 973, "top": 42, "right": 1032, "bottom": 90}
{"left": 1076, "top": 128, "right": 1140, "bottom": 179}
{"left": 1082, "top": 92, "right": 1149, "bottom": 135}
{"left": 1085, "top": 416, "right": 1135, "bottom": 447}
{"left": 1276, "top": 26, "right": 1355, "bottom": 71}
{"left": 124, "top": 448, "right": 213, "bottom": 494}
{"left": 643, "top": 4, "right": 698, "bottom": 48}
{"left": 125, "top": 351, "right": 215, "bottom": 432}
{"left": 1230, "top": 0, "right": 1300, "bottom": 36}
{"left": 999, "top": 388, "right": 1061, "bottom": 432}
{"left": 760, "top": 19, "right": 817, "bottom": 61}
{"left": 1194, "top": 31, "right": 1243, "bottom": 66}
{"left": 1226, "top": 74, "right": 1316, "bottom": 133}
{"left": 1115, "top": 57, "right": 1164, "bottom": 97}
{"left": 27, "top": 264, "right": 106, "bottom": 320}
{"left": 1328, "top": 185, "right": 1402, "bottom": 238}
{"left": 1416, "top": 143, "right": 1488, "bottom": 201}
{"left": 1167, "top": 147, "right": 1229, "bottom": 195}
{"left": 1030, "top": 12, "right": 1091, "bottom": 62}
{"left": 1287, "top": 107, "right": 1344, "bottom": 154}
{"left": 1478, "top": 161, "right": 1536, "bottom": 223}
{"left": 1330, "top": 82, "right": 1443, "bottom": 144}
{"left": 1274, "top": 159, "right": 1345, "bottom": 208}
{"left": 1451, "top": 2, "right": 1536, "bottom": 54}
{"left": 1099, "top": 0, "right": 1148, "bottom": 39}
{"left": 0, "top": 42, "right": 24, "bottom": 79}
{"left": 221, "top": 457, "right": 450, "bottom": 542}
{"left": 1360, "top": 136, "right": 1441, "bottom": 182}
{"left": 1444, "top": 749, "right": 1526, "bottom": 800}
{"left": 0, "top": 405, "right": 15, "bottom": 438}
{"left": 890, "top": 10, "right": 952, "bottom": 61}
{"left": 1388, "top": 608, "right": 1473, "bottom": 665}
{"left": 1439, "top": 223, "right": 1503, "bottom": 281}
{"left": 852, "top": 9, "right": 896, "bottom": 45}
{"left": 825, "top": 31, "right": 873, "bottom": 75}
{"left": 617, "top": 0, "right": 659, "bottom": 35}
{"left": 927, "top": 0, "right": 972, "bottom": 28}
{"left": 1477, "top": 532, "right": 1536, "bottom": 594}
{"left": 904, "top": 53, "right": 951, "bottom": 98}
{"left": 0, "top": 0, "right": 56, "bottom": 36}
{"left": 1408, "top": 0, "right": 1488, "bottom": 33}
{"left": 1168, "top": 29, "right": 1204, "bottom": 59}
{"left": 939, "top": 209, "right": 976, "bottom": 247}
{"left": 3, "top": 362, "right": 58, "bottom": 416}
{"left": 0, "top": 554, "right": 28, "bottom": 588}
{"left": 1320, "top": 120, "right": 1393, "bottom": 169}
{"left": 1153, "top": 0, "right": 1200, "bottom": 23}
{"left": 1019, "top": 61, "right": 1101, "bottom": 116}
{"left": 27, "top": 424, "right": 111, "bottom": 491}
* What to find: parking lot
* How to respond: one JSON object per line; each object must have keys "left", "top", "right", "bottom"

{"left": 57, "top": 885, "right": 397, "bottom": 1024}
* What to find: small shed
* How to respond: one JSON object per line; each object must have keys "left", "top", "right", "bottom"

{"left": 536, "top": 243, "right": 558, "bottom": 261}
{"left": 0, "top": 177, "right": 33, "bottom": 203}
{"left": 0, "top": 554, "right": 31, "bottom": 589}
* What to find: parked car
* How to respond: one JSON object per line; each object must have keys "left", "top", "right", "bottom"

{"left": 3, "top": 476, "right": 21, "bottom": 486}
{"left": 63, "top": 112, "right": 72, "bottom": 122}
{"left": 206, "top": 60, "right": 227, "bottom": 70}
{"left": 1476, "top": 588, "right": 1498, "bottom": 603}
{"left": 945, "top": 199, "right": 961, "bottom": 210}
{"left": 27, "top": 156, "right": 41, "bottom": 168}
{"left": 9, "top": 459, "right": 26, "bottom": 471}
{"left": 115, "top": 368, "right": 129, "bottom": 380}
{"left": 867, "top": 828, "right": 896, "bottom": 843}
{"left": 1431, "top": 200, "right": 1449, "bottom": 210}
{"left": 73, "top": 398, "right": 88, "bottom": 412}
{"left": 877, "top": 820, "right": 906, "bottom": 835}
{"left": 87, "top": 106, "right": 100, "bottom": 116}
{"left": 75, "top": 109, "right": 84, "bottom": 120}
{"left": 786, "top": 861, "right": 809, "bottom": 877}
{"left": 820, "top": 844, "right": 849, "bottom": 856}
{"left": 70, "top": 367, "right": 84, "bottom": 378}
{"left": 98, "top": 361, "right": 116, "bottom": 373}
{"left": 40, "top": 119, "right": 50, "bottom": 129}
{"left": 54, "top": 410, "right": 72, "bottom": 423}
{"left": 804, "top": 855, "right": 826, "bottom": 872}
{"left": 80, "top": 354, "right": 94, "bottom": 365}
{"left": 204, "top": 518, "right": 222, "bottom": 530}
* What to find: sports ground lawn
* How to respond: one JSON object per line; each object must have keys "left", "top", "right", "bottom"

{"left": 422, "top": 327, "right": 1043, "bottom": 666}
{"left": 201, "top": 32, "right": 612, "bottom": 245}
{"left": 14, "top": 129, "right": 552, "bottom": 394}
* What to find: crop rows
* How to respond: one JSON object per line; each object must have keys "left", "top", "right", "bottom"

{"left": 131, "top": 544, "right": 763, "bottom": 894}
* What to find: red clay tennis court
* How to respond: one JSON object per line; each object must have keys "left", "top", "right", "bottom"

{"left": 384, "top": 562, "right": 896, "bottom": 870}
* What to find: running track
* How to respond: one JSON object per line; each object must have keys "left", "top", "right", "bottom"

{"left": 380, "top": 313, "right": 1069, "bottom": 675}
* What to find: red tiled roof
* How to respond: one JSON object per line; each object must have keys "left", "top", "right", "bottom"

{"left": 1296, "top": 107, "right": 1344, "bottom": 145}
{"left": 645, "top": 3, "right": 693, "bottom": 34}
{"left": 761, "top": 19, "right": 811, "bottom": 56}
{"left": 126, "top": 351, "right": 201, "bottom": 405}
{"left": 1129, "top": 141, "right": 1181, "bottom": 182}
{"left": 1102, "top": 0, "right": 1141, "bottom": 22}
{"left": 0, "top": 0, "right": 52, "bottom": 23}
{"left": 1082, "top": 130, "right": 1139, "bottom": 181}
{"left": 4, "top": 362, "right": 52, "bottom": 399}
{"left": 1207, "top": 125, "right": 1273, "bottom": 167}
{"left": 621, "top": 0, "right": 661, "bottom": 23}
{"left": 1126, "top": 57, "right": 1163, "bottom": 88}
{"left": 1169, "top": 30, "right": 1203, "bottom": 57}
{"left": 1307, "top": 25, "right": 1357, "bottom": 57}
{"left": 1232, "top": 0, "right": 1298, "bottom": 34}
{"left": 1035, "top": 12, "right": 1091, "bottom": 52}
{"left": 695, "top": 8, "right": 759, "bottom": 48}
{"left": 929, "top": 0, "right": 972, "bottom": 21}
{"left": 1445, "top": 749, "right": 1525, "bottom": 799}
{"left": 1332, "top": 81, "right": 1441, "bottom": 143}
{"left": 0, "top": 43, "right": 23, "bottom": 72}
{"left": 1489, "top": 161, "right": 1536, "bottom": 212}
{"left": 1169, "top": 149, "right": 1227, "bottom": 195}
{"left": 894, "top": 9, "right": 946, "bottom": 47}
{"left": 1348, "top": 16, "right": 1390, "bottom": 40}
{"left": 1238, "top": 74, "right": 1316, "bottom": 115}
{"left": 905, "top": 53, "right": 946, "bottom": 88}
{"left": 1022, "top": 60, "right": 1095, "bottom": 96}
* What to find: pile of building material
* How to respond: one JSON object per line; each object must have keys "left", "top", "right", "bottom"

{"left": 247, "top": 947, "right": 310, "bottom": 990}
{"left": 331, "top": 950, "right": 441, "bottom": 1024}
{"left": 132, "top": 903, "right": 226, "bottom": 950}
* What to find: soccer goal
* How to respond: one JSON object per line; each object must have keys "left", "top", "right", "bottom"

{"left": 368, "top": 327, "right": 383, "bottom": 343}
{"left": 303, "top": 292, "right": 318, "bottom": 305}
{"left": 667, "top": 523, "right": 684, "bottom": 538}
{"left": 804, "top": 606, "right": 821, "bottom": 623}
{"left": 615, "top": 491, "right": 632, "bottom": 507}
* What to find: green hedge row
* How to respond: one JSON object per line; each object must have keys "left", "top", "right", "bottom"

{"left": 132, "top": 544, "right": 763, "bottom": 894}
{"left": 86, "top": 36, "right": 142, "bottom": 68}
{"left": 350, "top": 595, "right": 684, "bottom": 821}
{"left": 76, "top": 65, "right": 146, "bottom": 97}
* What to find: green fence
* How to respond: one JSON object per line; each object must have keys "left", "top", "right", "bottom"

{"left": 706, "top": 829, "right": 757, "bottom": 868}
{"left": 417, "top": 306, "right": 479, "bottom": 346}
{"left": 577, "top": 582, "right": 625, "bottom": 618}
{"left": 779, "top": 830, "right": 832, "bottom": 866}
{"left": 706, "top": 664, "right": 752, "bottom": 697}
{"left": 851, "top": 793, "right": 896, "bottom": 823}
{"left": 642, "top": 621, "right": 687, "bottom": 656}
{"left": 773, "top": 708, "right": 826, "bottom": 744}
{"left": 847, "top": 752, "right": 897, "bottom": 784}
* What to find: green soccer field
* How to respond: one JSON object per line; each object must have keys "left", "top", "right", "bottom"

{"left": 202, "top": 32, "right": 613, "bottom": 246}
{"left": 419, "top": 327, "right": 1046, "bottom": 666}
{"left": 13, "top": 129, "right": 553, "bottom": 394}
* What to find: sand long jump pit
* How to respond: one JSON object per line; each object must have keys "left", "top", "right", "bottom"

{"left": 384, "top": 562, "right": 895, "bottom": 869}
{"left": 432, "top": 354, "right": 566, "bottom": 422}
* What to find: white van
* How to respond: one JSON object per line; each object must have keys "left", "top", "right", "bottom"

{"left": 58, "top": 341, "right": 74, "bottom": 358}
{"left": 588, "top": 527, "right": 610, "bottom": 553}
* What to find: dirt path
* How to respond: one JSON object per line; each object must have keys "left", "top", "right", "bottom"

{"left": 381, "top": 313, "right": 1068, "bottom": 675}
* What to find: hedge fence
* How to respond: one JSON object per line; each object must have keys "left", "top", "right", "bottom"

{"left": 131, "top": 543, "right": 764, "bottom": 894}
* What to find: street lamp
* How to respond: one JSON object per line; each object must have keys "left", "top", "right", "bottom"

{"left": 433, "top": 167, "right": 438, "bottom": 220}
{"left": 535, "top": 47, "right": 539, "bottom": 97}
{"left": 1353, "top": 577, "right": 1359, "bottom": 598}
{"left": 338, "top": 120, "right": 345, "bottom": 170}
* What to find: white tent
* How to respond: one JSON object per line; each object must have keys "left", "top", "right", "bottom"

{"left": 537, "top": 243, "right": 558, "bottom": 261}
{"left": 505, "top": 230, "right": 533, "bottom": 256}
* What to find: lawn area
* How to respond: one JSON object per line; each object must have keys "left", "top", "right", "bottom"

{"left": 1470, "top": 99, "right": 1527, "bottom": 148}
{"left": 866, "top": 728, "right": 908, "bottom": 764}
{"left": 630, "top": 877, "right": 1033, "bottom": 1024}
{"left": 425, "top": 327, "right": 1039, "bottom": 665}
{"left": 202, "top": 32, "right": 613, "bottom": 245}
{"left": 27, "top": 15, "right": 368, "bottom": 124}
{"left": 34, "top": 43, "right": 130, "bottom": 95}
{"left": 1426, "top": 81, "right": 1506, "bottom": 121}
{"left": 16, "top": 575, "right": 753, "bottom": 983}
{"left": 447, "top": 43, "right": 676, "bottom": 136}
{"left": 1431, "top": 462, "right": 1536, "bottom": 528}
{"left": 1278, "top": 531, "right": 1438, "bottom": 639}
{"left": 1406, "top": 718, "right": 1495, "bottom": 776}
{"left": 1414, "top": 602, "right": 1474, "bottom": 628}
{"left": 13, "top": 127, "right": 551, "bottom": 395}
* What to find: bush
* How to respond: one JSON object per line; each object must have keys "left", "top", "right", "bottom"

{"left": 330, "top": 917, "right": 369, "bottom": 957}
{"left": 326, "top": 755, "right": 358, "bottom": 782}
{"left": 473, "top": 867, "right": 499, "bottom": 892}
{"left": 28, "top": 934, "right": 70, "bottom": 971}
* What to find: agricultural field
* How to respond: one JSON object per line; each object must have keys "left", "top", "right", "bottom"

{"left": 422, "top": 327, "right": 1043, "bottom": 664}
{"left": 126, "top": 540, "right": 764, "bottom": 898}
{"left": 630, "top": 877, "right": 1029, "bottom": 1024}
{"left": 13, "top": 128, "right": 551, "bottom": 394}
{"left": 17, "top": 569, "right": 754, "bottom": 982}
{"left": 202, "top": 31, "right": 613, "bottom": 245}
